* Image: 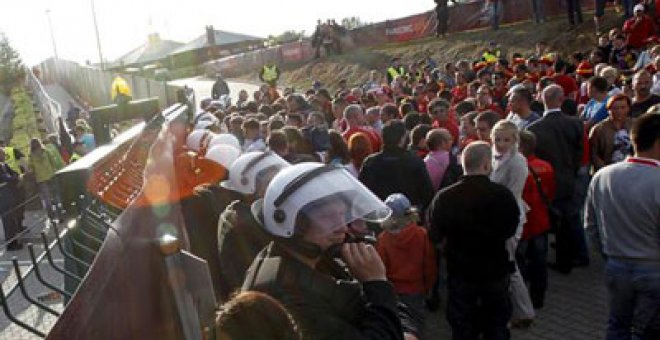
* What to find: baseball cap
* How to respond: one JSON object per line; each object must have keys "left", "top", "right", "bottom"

{"left": 634, "top": 4, "right": 645, "bottom": 12}
{"left": 384, "top": 193, "right": 417, "bottom": 218}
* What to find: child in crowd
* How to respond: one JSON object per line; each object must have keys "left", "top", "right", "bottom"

{"left": 376, "top": 193, "right": 437, "bottom": 337}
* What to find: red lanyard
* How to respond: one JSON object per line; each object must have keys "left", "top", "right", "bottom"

{"left": 626, "top": 157, "right": 660, "bottom": 168}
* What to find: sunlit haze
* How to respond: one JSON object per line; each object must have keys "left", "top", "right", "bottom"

{"left": 1, "top": 0, "right": 434, "bottom": 66}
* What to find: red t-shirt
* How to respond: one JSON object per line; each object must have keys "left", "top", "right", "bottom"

{"left": 623, "top": 15, "right": 655, "bottom": 49}
{"left": 522, "top": 155, "right": 556, "bottom": 241}
{"left": 553, "top": 74, "right": 578, "bottom": 97}
{"left": 478, "top": 103, "right": 505, "bottom": 119}
{"left": 432, "top": 119, "right": 460, "bottom": 145}
{"left": 342, "top": 126, "right": 382, "bottom": 152}
{"left": 451, "top": 86, "right": 468, "bottom": 105}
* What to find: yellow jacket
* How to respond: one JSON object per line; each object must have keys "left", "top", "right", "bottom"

{"left": 111, "top": 76, "right": 132, "bottom": 100}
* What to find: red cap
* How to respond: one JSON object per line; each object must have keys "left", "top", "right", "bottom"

{"left": 576, "top": 61, "right": 594, "bottom": 76}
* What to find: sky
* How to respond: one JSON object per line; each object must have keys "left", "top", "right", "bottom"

{"left": 0, "top": 0, "right": 434, "bottom": 66}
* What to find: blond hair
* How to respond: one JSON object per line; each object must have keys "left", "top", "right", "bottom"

{"left": 490, "top": 120, "right": 519, "bottom": 142}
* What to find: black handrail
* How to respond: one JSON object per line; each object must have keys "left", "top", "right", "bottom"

{"left": 41, "top": 232, "right": 82, "bottom": 283}
{"left": 27, "top": 244, "right": 72, "bottom": 300}
{"left": 11, "top": 258, "right": 61, "bottom": 316}
{"left": 0, "top": 285, "right": 46, "bottom": 338}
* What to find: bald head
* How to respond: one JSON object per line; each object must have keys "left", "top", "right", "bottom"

{"left": 542, "top": 84, "right": 564, "bottom": 110}
{"left": 461, "top": 141, "right": 492, "bottom": 175}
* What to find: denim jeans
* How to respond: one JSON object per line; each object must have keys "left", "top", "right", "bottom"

{"left": 399, "top": 293, "right": 426, "bottom": 339}
{"left": 605, "top": 258, "right": 660, "bottom": 340}
{"left": 447, "top": 276, "right": 511, "bottom": 340}
{"left": 516, "top": 233, "right": 548, "bottom": 308}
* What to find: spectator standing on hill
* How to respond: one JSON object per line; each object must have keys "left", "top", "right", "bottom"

{"left": 623, "top": 5, "right": 655, "bottom": 50}
{"left": 565, "top": 0, "right": 583, "bottom": 29}
{"left": 435, "top": 0, "right": 452, "bottom": 37}
{"left": 531, "top": 0, "right": 545, "bottom": 24}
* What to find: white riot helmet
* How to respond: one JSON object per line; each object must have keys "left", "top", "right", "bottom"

{"left": 205, "top": 145, "right": 241, "bottom": 169}
{"left": 208, "top": 133, "right": 241, "bottom": 151}
{"left": 186, "top": 129, "right": 216, "bottom": 152}
{"left": 258, "top": 162, "right": 391, "bottom": 238}
{"left": 220, "top": 151, "right": 289, "bottom": 195}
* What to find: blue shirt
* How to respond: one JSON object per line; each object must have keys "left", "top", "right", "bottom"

{"left": 582, "top": 98, "right": 609, "bottom": 124}
{"left": 79, "top": 133, "right": 96, "bottom": 152}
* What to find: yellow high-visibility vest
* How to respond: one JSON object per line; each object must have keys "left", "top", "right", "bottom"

{"left": 3, "top": 147, "right": 21, "bottom": 174}
{"left": 262, "top": 65, "right": 279, "bottom": 83}
{"left": 387, "top": 66, "right": 405, "bottom": 80}
{"left": 482, "top": 49, "right": 501, "bottom": 63}
{"left": 111, "top": 76, "right": 132, "bottom": 100}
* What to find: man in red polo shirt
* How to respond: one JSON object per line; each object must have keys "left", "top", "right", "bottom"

{"left": 623, "top": 5, "right": 655, "bottom": 50}
{"left": 342, "top": 104, "right": 382, "bottom": 152}
{"left": 428, "top": 98, "right": 459, "bottom": 144}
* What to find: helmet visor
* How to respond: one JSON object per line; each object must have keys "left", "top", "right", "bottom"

{"left": 288, "top": 167, "right": 391, "bottom": 233}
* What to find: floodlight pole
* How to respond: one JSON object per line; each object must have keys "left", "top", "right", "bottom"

{"left": 90, "top": 0, "right": 105, "bottom": 69}
{"left": 45, "top": 9, "right": 58, "bottom": 59}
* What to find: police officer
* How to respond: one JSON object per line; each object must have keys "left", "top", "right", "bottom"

{"left": 216, "top": 151, "right": 290, "bottom": 302}
{"left": 0, "top": 140, "right": 26, "bottom": 174}
{"left": 243, "top": 162, "right": 419, "bottom": 340}
{"left": 259, "top": 62, "right": 281, "bottom": 88}
{"left": 179, "top": 140, "right": 242, "bottom": 300}
{"left": 387, "top": 57, "right": 406, "bottom": 85}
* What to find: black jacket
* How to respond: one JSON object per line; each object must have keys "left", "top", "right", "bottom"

{"left": 528, "top": 110, "right": 583, "bottom": 201}
{"left": 359, "top": 147, "right": 434, "bottom": 212}
{"left": 0, "top": 163, "right": 19, "bottom": 212}
{"left": 180, "top": 184, "right": 238, "bottom": 300}
{"left": 211, "top": 78, "right": 230, "bottom": 99}
{"left": 243, "top": 242, "right": 414, "bottom": 340}
{"left": 216, "top": 200, "right": 272, "bottom": 302}
{"left": 428, "top": 175, "right": 518, "bottom": 281}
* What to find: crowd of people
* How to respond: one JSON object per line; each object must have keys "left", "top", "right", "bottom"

{"left": 2, "top": 5, "right": 660, "bottom": 339}
{"left": 0, "top": 98, "right": 97, "bottom": 250}
{"left": 174, "top": 8, "right": 660, "bottom": 338}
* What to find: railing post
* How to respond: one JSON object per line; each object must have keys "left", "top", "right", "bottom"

{"left": 161, "top": 234, "right": 204, "bottom": 340}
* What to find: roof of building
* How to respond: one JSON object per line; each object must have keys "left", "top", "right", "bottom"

{"left": 111, "top": 34, "right": 183, "bottom": 68}
{"left": 170, "top": 29, "right": 262, "bottom": 55}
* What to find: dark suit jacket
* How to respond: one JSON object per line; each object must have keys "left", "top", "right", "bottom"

{"left": 359, "top": 147, "right": 434, "bottom": 212}
{"left": 528, "top": 110, "right": 583, "bottom": 201}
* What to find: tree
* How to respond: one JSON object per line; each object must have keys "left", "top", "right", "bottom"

{"left": 265, "top": 30, "right": 306, "bottom": 47}
{"left": 340, "top": 17, "right": 369, "bottom": 30}
{"left": 0, "top": 33, "right": 25, "bottom": 94}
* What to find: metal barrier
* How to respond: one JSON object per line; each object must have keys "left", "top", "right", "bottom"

{"left": 25, "top": 67, "right": 62, "bottom": 135}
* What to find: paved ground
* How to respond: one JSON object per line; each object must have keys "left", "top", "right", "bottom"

{"left": 169, "top": 77, "right": 261, "bottom": 107}
{"left": 425, "top": 248, "right": 607, "bottom": 339}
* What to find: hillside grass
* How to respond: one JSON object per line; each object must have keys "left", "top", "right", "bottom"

{"left": 10, "top": 86, "right": 39, "bottom": 152}
{"left": 238, "top": 8, "right": 625, "bottom": 90}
